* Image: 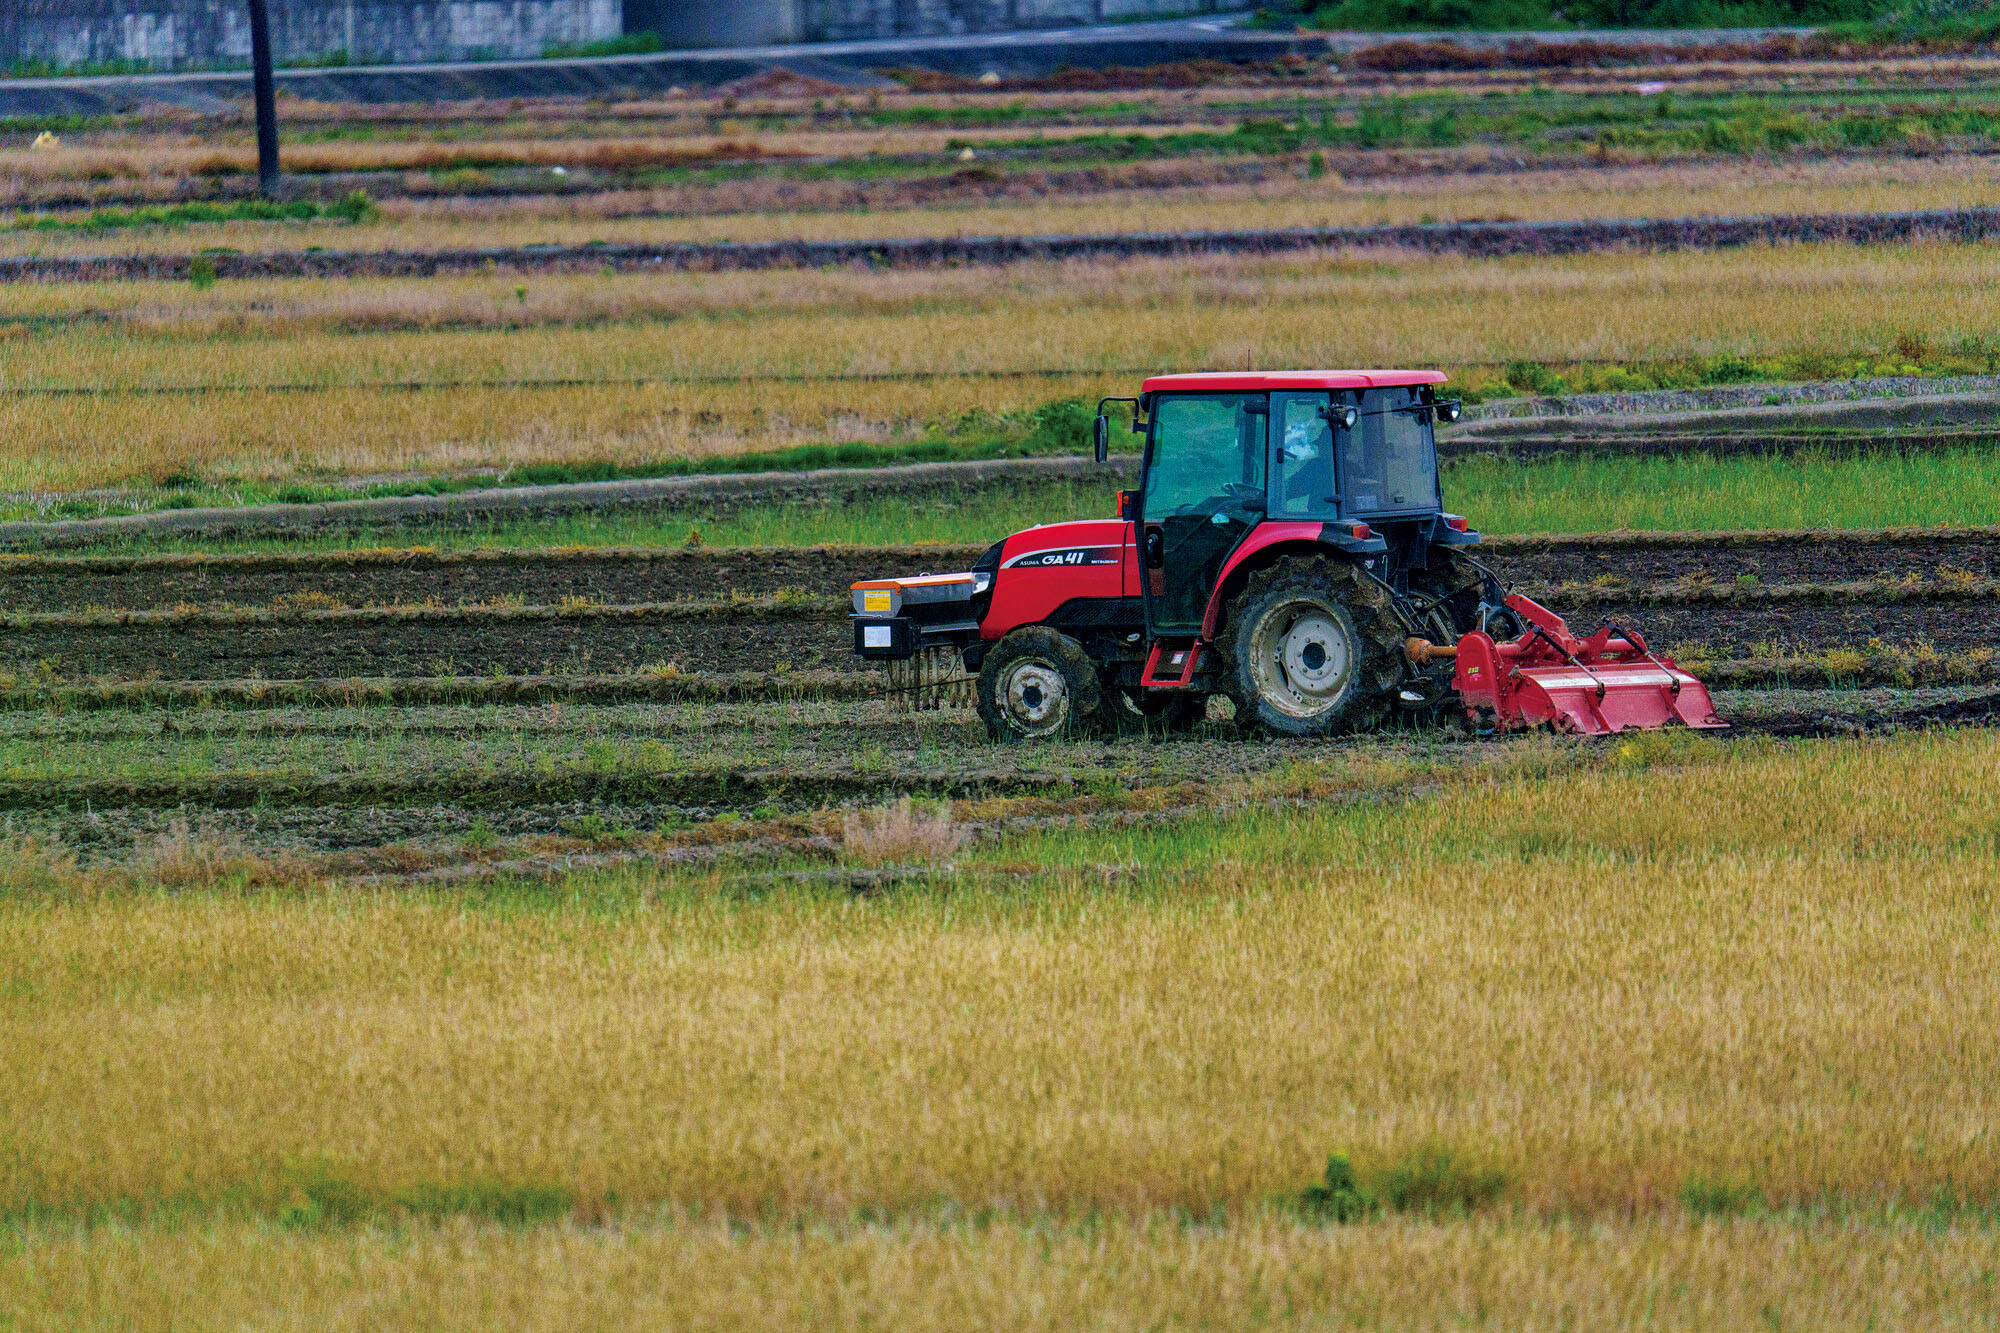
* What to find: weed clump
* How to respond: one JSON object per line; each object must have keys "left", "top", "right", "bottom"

{"left": 1372, "top": 1144, "right": 1514, "bottom": 1216}
{"left": 841, "top": 796, "right": 969, "bottom": 866}
{"left": 1299, "top": 1144, "right": 1514, "bottom": 1222}
{"left": 1679, "top": 1173, "right": 1765, "bottom": 1218}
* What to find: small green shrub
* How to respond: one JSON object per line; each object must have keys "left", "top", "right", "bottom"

{"left": 1300, "top": 1153, "right": 1378, "bottom": 1222}
{"left": 1025, "top": 397, "right": 1097, "bottom": 453}
{"left": 187, "top": 255, "right": 217, "bottom": 290}
{"left": 326, "top": 189, "right": 379, "bottom": 224}
{"left": 1371, "top": 1144, "right": 1513, "bottom": 1216}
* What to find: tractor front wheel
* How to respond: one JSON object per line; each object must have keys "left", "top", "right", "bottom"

{"left": 977, "top": 626, "right": 1105, "bottom": 741}
{"left": 1222, "top": 556, "right": 1402, "bottom": 738}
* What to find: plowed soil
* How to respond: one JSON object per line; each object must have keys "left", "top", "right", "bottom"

{"left": 8, "top": 531, "right": 2000, "bottom": 614}
{"left": 0, "top": 614, "right": 850, "bottom": 681}
{"left": 13, "top": 207, "right": 2000, "bottom": 284}
{"left": 6, "top": 532, "right": 2000, "bottom": 681}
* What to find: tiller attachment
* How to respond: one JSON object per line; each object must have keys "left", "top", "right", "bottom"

{"left": 1418, "top": 593, "right": 1726, "bottom": 736}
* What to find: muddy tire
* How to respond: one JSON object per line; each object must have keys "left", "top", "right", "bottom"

{"left": 1409, "top": 548, "right": 1480, "bottom": 638}
{"left": 1220, "top": 556, "right": 1403, "bottom": 738}
{"left": 977, "top": 626, "right": 1105, "bottom": 741}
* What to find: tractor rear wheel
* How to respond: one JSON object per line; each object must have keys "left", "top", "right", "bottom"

{"left": 977, "top": 626, "right": 1105, "bottom": 741}
{"left": 1221, "top": 556, "right": 1403, "bottom": 738}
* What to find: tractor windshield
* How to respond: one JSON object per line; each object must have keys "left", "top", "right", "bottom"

{"left": 1341, "top": 387, "right": 1439, "bottom": 515}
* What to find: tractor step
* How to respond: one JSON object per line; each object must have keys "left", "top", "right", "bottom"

{"left": 1140, "top": 640, "right": 1203, "bottom": 689}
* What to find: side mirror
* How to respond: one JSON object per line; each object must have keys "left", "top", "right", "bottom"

{"left": 1319, "top": 404, "right": 1358, "bottom": 430}
{"left": 1093, "top": 413, "right": 1110, "bottom": 464}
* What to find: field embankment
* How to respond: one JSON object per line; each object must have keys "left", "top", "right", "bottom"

{"left": 10, "top": 206, "right": 2000, "bottom": 285}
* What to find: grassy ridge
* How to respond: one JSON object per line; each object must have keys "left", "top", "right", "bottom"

{"left": 75, "top": 449, "right": 2000, "bottom": 557}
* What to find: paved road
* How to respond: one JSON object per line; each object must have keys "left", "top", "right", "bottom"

{"left": 0, "top": 18, "right": 1819, "bottom": 114}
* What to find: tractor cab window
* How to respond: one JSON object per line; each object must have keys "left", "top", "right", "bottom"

{"left": 1341, "top": 387, "right": 1438, "bottom": 515}
{"left": 1275, "top": 393, "right": 1334, "bottom": 518}
{"left": 1143, "top": 393, "right": 1266, "bottom": 517}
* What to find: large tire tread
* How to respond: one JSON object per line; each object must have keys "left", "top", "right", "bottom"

{"left": 976, "top": 626, "right": 1106, "bottom": 742}
{"left": 1218, "top": 555, "right": 1403, "bottom": 738}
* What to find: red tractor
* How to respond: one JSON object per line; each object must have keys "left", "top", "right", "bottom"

{"left": 853, "top": 370, "right": 1724, "bottom": 740}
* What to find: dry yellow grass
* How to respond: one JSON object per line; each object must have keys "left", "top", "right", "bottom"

{"left": 5, "top": 1213, "right": 1999, "bottom": 1330}
{"left": 0, "top": 239, "right": 1993, "bottom": 490}
{"left": 8, "top": 154, "right": 2000, "bottom": 258}
{"left": 5, "top": 731, "right": 2000, "bottom": 1325}
{"left": 5, "top": 731, "right": 1999, "bottom": 1224}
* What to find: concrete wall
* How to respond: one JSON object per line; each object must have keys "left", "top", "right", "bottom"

{"left": 1, "top": 1, "right": 622, "bottom": 70}
{"left": 627, "top": 0, "right": 1251, "bottom": 47}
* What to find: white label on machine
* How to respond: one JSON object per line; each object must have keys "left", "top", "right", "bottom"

{"left": 864, "top": 626, "right": 892, "bottom": 648}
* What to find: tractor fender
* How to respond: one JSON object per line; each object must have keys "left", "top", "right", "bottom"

{"left": 1198, "top": 523, "right": 1387, "bottom": 640}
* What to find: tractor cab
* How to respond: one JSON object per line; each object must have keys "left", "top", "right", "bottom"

{"left": 1117, "top": 371, "right": 1470, "bottom": 645}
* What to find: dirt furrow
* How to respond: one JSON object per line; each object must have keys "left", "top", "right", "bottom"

{"left": 10, "top": 530, "right": 2000, "bottom": 612}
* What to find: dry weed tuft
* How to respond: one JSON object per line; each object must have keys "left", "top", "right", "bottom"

{"left": 840, "top": 797, "right": 969, "bottom": 866}
{"left": 126, "top": 820, "right": 310, "bottom": 891}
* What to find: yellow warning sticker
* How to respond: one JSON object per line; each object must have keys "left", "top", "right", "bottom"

{"left": 864, "top": 591, "right": 891, "bottom": 613}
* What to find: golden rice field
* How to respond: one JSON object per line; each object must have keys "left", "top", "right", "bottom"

{"left": 8, "top": 1214, "right": 2000, "bottom": 1330}
{"left": 0, "top": 239, "right": 1994, "bottom": 491}
{"left": 7, "top": 154, "right": 2000, "bottom": 257}
{"left": 4, "top": 730, "right": 1998, "bottom": 1327}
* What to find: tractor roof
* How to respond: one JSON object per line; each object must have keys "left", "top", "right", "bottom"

{"left": 1141, "top": 370, "right": 1449, "bottom": 394}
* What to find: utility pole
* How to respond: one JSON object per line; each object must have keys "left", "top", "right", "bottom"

{"left": 248, "top": 0, "right": 281, "bottom": 197}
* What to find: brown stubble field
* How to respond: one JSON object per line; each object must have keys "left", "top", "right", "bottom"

{"left": 2, "top": 240, "right": 1999, "bottom": 491}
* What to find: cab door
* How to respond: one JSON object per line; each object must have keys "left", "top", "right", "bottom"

{"left": 1138, "top": 392, "right": 1268, "bottom": 635}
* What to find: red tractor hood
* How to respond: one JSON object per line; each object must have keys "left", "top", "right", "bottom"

{"left": 995, "top": 520, "right": 1130, "bottom": 569}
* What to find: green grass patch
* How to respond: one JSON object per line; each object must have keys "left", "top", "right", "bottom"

{"left": 8, "top": 191, "right": 378, "bottom": 235}
{"left": 540, "top": 32, "right": 666, "bottom": 59}
{"left": 1293, "top": 0, "right": 1888, "bottom": 33}
{"left": 61, "top": 446, "right": 2000, "bottom": 560}
{"left": 1446, "top": 447, "right": 2000, "bottom": 533}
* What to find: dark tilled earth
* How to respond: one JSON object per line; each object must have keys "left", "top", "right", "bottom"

{"left": 0, "top": 615, "right": 849, "bottom": 680}
{"left": 0, "top": 595, "right": 1982, "bottom": 682}
{"left": 4, "top": 535, "right": 1998, "bottom": 615}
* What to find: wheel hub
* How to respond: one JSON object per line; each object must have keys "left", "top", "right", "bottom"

{"left": 1250, "top": 600, "right": 1357, "bottom": 718}
{"left": 1004, "top": 660, "right": 1068, "bottom": 729}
